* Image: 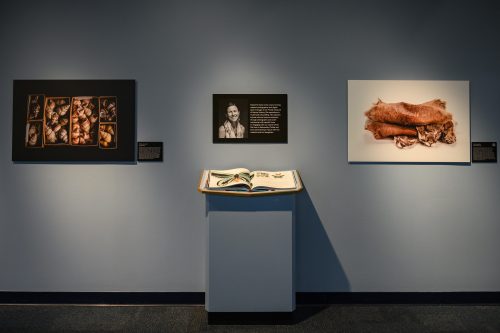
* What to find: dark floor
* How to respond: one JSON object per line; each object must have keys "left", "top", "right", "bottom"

{"left": 1, "top": 304, "right": 500, "bottom": 333}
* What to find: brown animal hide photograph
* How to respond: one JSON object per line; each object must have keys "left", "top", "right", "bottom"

{"left": 348, "top": 80, "right": 470, "bottom": 163}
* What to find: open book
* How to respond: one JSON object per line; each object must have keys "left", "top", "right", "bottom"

{"left": 207, "top": 168, "right": 298, "bottom": 192}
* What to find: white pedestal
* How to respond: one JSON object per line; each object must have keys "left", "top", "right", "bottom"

{"left": 205, "top": 194, "right": 295, "bottom": 312}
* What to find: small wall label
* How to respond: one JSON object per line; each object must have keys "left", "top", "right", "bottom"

{"left": 472, "top": 142, "right": 497, "bottom": 163}
{"left": 138, "top": 142, "right": 163, "bottom": 162}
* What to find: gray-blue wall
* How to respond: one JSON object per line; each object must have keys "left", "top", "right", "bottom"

{"left": 1, "top": 0, "right": 499, "bottom": 292}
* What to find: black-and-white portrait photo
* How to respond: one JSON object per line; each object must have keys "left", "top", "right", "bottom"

{"left": 216, "top": 99, "right": 248, "bottom": 139}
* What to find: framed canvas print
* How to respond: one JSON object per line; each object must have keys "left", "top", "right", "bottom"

{"left": 348, "top": 80, "right": 470, "bottom": 163}
{"left": 213, "top": 94, "right": 287, "bottom": 143}
{"left": 12, "top": 80, "right": 135, "bottom": 162}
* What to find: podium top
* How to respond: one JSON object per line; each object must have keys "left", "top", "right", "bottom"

{"left": 198, "top": 170, "right": 303, "bottom": 196}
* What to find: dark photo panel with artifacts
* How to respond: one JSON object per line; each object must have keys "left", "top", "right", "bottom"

{"left": 213, "top": 94, "right": 287, "bottom": 143}
{"left": 12, "top": 80, "right": 135, "bottom": 162}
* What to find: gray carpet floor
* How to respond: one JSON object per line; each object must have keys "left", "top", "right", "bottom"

{"left": 1, "top": 304, "right": 499, "bottom": 333}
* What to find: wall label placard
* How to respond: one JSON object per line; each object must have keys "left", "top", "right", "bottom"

{"left": 138, "top": 142, "right": 163, "bottom": 162}
{"left": 472, "top": 142, "right": 497, "bottom": 163}
{"left": 213, "top": 94, "right": 287, "bottom": 143}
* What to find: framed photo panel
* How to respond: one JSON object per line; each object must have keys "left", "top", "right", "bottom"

{"left": 348, "top": 80, "right": 470, "bottom": 163}
{"left": 213, "top": 94, "right": 287, "bottom": 143}
{"left": 12, "top": 80, "right": 135, "bottom": 162}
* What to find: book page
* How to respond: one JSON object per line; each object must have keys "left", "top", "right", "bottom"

{"left": 250, "top": 170, "right": 296, "bottom": 190}
{"left": 208, "top": 168, "right": 251, "bottom": 189}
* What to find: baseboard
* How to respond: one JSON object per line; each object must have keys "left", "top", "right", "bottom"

{"left": 0, "top": 292, "right": 204, "bottom": 305}
{"left": 296, "top": 292, "right": 500, "bottom": 304}
{"left": 0, "top": 292, "right": 499, "bottom": 305}
{"left": 207, "top": 312, "right": 295, "bottom": 325}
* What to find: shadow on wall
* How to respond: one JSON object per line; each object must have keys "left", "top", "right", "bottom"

{"left": 203, "top": 189, "right": 349, "bottom": 291}
{"left": 296, "top": 188, "right": 350, "bottom": 291}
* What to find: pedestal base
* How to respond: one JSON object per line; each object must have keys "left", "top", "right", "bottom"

{"left": 205, "top": 195, "right": 295, "bottom": 312}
